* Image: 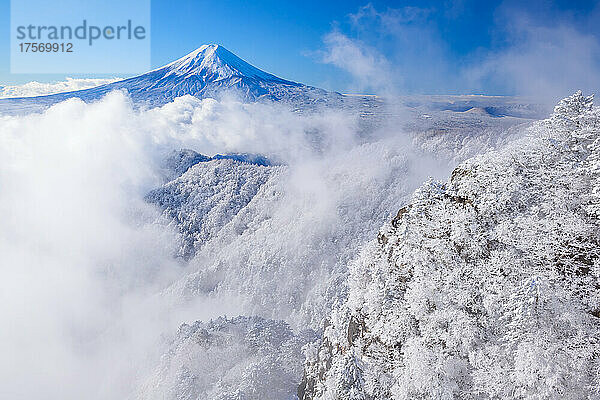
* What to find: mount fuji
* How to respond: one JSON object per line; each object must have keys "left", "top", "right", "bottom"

{"left": 0, "top": 44, "right": 339, "bottom": 113}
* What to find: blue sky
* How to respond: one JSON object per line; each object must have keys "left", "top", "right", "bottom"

{"left": 1, "top": 0, "right": 599, "bottom": 96}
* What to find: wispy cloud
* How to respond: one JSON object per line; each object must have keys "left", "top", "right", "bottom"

{"left": 320, "top": 29, "right": 395, "bottom": 94}
{"left": 319, "top": 2, "right": 600, "bottom": 100}
{"left": 465, "top": 11, "right": 600, "bottom": 103}
{"left": 319, "top": 3, "right": 456, "bottom": 95}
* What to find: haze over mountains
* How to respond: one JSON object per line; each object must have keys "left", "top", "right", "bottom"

{"left": 1, "top": 41, "right": 596, "bottom": 400}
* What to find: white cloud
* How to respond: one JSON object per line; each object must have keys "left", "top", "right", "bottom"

{"left": 0, "top": 91, "right": 443, "bottom": 398}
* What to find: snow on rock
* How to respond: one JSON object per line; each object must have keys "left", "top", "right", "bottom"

{"left": 300, "top": 92, "right": 600, "bottom": 399}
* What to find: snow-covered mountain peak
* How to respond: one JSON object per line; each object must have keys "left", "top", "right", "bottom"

{"left": 0, "top": 43, "right": 334, "bottom": 110}
{"left": 159, "top": 44, "right": 293, "bottom": 83}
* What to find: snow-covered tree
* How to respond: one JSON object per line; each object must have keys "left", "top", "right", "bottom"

{"left": 301, "top": 93, "right": 600, "bottom": 399}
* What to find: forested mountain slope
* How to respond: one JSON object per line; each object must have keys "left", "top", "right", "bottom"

{"left": 300, "top": 92, "right": 600, "bottom": 399}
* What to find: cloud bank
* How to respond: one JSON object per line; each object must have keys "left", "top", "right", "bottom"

{"left": 0, "top": 91, "right": 455, "bottom": 398}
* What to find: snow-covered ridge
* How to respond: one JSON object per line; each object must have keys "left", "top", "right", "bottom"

{"left": 159, "top": 149, "right": 276, "bottom": 181}
{"left": 147, "top": 151, "right": 284, "bottom": 259}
